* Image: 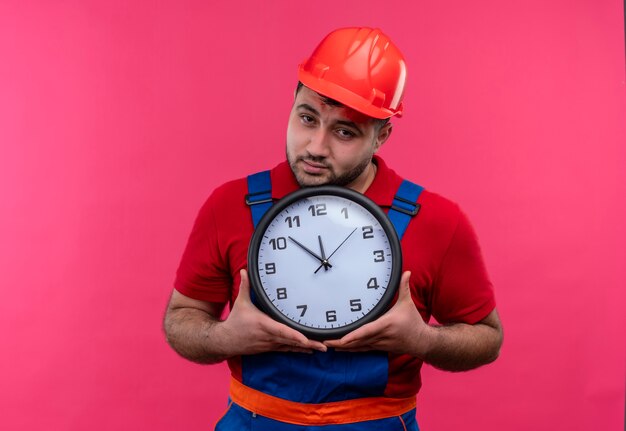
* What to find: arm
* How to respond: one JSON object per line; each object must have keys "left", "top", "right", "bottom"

{"left": 421, "top": 307, "right": 502, "bottom": 371}
{"left": 324, "top": 271, "right": 503, "bottom": 371}
{"left": 163, "top": 269, "right": 327, "bottom": 364}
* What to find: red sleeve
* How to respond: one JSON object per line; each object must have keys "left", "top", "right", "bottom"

{"left": 173, "top": 192, "right": 232, "bottom": 303}
{"left": 430, "top": 207, "right": 496, "bottom": 324}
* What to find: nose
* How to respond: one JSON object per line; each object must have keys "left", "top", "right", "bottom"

{"left": 306, "top": 128, "right": 331, "bottom": 158}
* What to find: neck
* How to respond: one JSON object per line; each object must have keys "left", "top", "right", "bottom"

{"left": 348, "top": 161, "right": 377, "bottom": 194}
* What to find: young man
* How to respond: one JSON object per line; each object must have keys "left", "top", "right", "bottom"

{"left": 164, "top": 27, "right": 503, "bottom": 430}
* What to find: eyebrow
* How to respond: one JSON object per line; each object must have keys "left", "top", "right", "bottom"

{"left": 296, "top": 103, "right": 364, "bottom": 135}
{"left": 297, "top": 103, "right": 320, "bottom": 116}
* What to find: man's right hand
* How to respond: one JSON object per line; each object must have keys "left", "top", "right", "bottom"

{"left": 216, "top": 269, "right": 327, "bottom": 355}
{"left": 164, "top": 269, "right": 326, "bottom": 364}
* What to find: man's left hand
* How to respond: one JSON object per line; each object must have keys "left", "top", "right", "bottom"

{"left": 324, "top": 271, "right": 432, "bottom": 358}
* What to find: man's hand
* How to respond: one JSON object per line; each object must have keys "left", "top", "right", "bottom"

{"left": 217, "top": 269, "right": 327, "bottom": 355}
{"left": 164, "top": 269, "right": 326, "bottom": 364}
{"left": 324, "top": 271, "right": 503, "bottom": 371}
{"left": 324, "top": 271, "right": 431, "bottom": 356}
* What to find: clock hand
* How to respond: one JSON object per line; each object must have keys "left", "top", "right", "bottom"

{"left": 314, "top": 227, "right": 358, "bottom": 274}
{"left": 318, "top": 235, "right": 331, "bottom": 271}
{"left": 288, "top": 236, "right": 333, "bottom": 268}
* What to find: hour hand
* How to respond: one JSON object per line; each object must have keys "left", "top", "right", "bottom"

{"left": 318, "top": 235, "right": 331, "bottom": 271}
{"left": 288, "top": 236, "right": 332, "bottom": 268}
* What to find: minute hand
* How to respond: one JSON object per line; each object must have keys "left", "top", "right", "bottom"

{"left": 314, "top": 227, "right": 357, "bottom": 274}
{"left": 288, "top": 236, "right": 332, "bottom": 267}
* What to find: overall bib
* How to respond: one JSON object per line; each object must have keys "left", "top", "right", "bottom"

{"left": 216, "top": 171, "right": 423, "bottom": 430}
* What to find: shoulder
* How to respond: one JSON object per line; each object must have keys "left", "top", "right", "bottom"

{"left": 191, "top": 177, "right": 248, "bottom": 227}
{"left": 198, "top": 161, "right": 292, "bottom": 223}
{"left": 374, "top": 157, "right": 466, "bottom": 239}
{"left": 206, "top": 160, "right": 293, "bottom": 206}
{"left": 381, "top": 164, "right": 477, "bottom": 256}
{"left": 419, "top": 189, "right": 463, "bottom": 224}
{"left": 398, "top": 188, "right": 463, "bottom": 247}
{"left": 209, "top": 176, "right": 248, "bottom": 206}
{"left": 413, "top": 189, "right": 487, "bottom": 270}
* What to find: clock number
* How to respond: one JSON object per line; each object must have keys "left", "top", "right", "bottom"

{"left": 367, "top": 277, "right": 380, "bottom": 289}
{"left": 276, "top": 287, "right": 287, "bottom": 300}
{"left": 285, "top": 216, "right": 300, "bottom": 228}
{"left": 362, "top": 226, "right": 374, "bottom": 239}
{"left": 373, "top": 250, "right": 385, "bottom": 262}
{"left": 341, "top": 207, "right": 349, "bottom": 219}
{"left": 349, "top": 299, "right": 362, "bottom": 312}
{"left": 326, "top": 310, "right": 337, "bottom": 322}
{"left": 296, "top": 304, "right": 307, "bottom": 317}
{"left": 269, "top": 237, "right": 287, "bottom": 250}
{"left": 308, "top": 203, "right": 327, "bottom": 216}
{"left": 265, "top": 263, "right": 276, "bottom": 275}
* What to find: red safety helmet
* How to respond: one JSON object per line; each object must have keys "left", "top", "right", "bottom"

{"left": 298, "top": 27, "right": 407, "bottom": 119}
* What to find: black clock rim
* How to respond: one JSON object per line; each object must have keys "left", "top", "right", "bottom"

{"left": 247, "top": 185, "right": 403, "bottom": 341}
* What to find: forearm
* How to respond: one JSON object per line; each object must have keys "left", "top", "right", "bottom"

{"left": 419, "top": 318, "right": 503, "bottom": 372}
{"left": 163, "top": 307, "right": 230, "bottom": 364}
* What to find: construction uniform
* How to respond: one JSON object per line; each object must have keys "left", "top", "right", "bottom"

{"left": 174, "top": 156, "right": 496, "bottom": 429}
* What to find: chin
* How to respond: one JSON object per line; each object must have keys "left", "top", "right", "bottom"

{"left": 295, "top": 173, "right": 331, "bottom": 188}
{"left": 289, "top": 163, "right": 329, "bottom": 187}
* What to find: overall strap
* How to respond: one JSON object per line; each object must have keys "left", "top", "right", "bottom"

{"left": 246, "top": 170, "right": 273, "bottom": 228}
{"left": 388, "top": 179, "right": 424, "bottom": 239}
{"left": 245, "top": 171, "right": 423, "bottom": 237}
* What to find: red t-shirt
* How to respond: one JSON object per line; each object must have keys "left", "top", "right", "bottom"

{"left": 174, "top": 156, "right": 496, "bottom": 397}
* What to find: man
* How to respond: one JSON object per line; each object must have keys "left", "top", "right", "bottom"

{"left": 164, "top": 27, "right": 503, "bottom": 430}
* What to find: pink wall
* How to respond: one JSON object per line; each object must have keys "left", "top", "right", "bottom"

{"left": 1, "top": 1, "right": 624, "bottom": 430}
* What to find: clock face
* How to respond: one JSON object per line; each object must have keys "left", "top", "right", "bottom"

{"left": 248, "top": 186, "right": 402, "bottom": 340}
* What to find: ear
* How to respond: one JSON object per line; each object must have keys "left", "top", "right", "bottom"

{"left": 374, "top": 123, "right": 393, "bottom": 152}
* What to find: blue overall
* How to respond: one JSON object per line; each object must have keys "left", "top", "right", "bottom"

{"left": 216, "top": 171, "right": 424, "bottom": 430}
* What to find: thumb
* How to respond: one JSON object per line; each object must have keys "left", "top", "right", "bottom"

{"left": 397, "top": 271, "right": 412, "bottom": 302}
{"left": 235, "top": 269, "right": 251, "bottom": 304}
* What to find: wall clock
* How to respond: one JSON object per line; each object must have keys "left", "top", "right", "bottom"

{"left": 248, "top": 186, "right": 402, "bottom": 340}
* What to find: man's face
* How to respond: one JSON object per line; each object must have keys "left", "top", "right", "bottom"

{"left": 286, "top": 86, "right": 391, "bottom": 191}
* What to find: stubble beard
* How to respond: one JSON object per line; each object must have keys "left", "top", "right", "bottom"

{"left": 287, "top": 150, "right": 372, "bottom": 188}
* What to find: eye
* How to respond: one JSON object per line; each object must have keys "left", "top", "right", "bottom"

{"left": 336, "top": 128, "right": 355, "bottom": 139}
{"left": 300, "top": 114, "right": 316, "bottom": 125}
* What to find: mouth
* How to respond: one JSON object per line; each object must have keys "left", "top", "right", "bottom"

{"left": 301, "top": 159, "right": 330, "bottom": 175}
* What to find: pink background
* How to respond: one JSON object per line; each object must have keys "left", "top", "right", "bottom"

{"left": 1, "top": 1, "right": 625, "bottom": 430}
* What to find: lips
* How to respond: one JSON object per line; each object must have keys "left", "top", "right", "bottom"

{"left": 301, "top": 159, "right": 329, "bottom": 174}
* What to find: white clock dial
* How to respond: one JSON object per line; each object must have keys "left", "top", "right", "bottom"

{"left": 248, "top": 186, "right": 402, "bottom": 340}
